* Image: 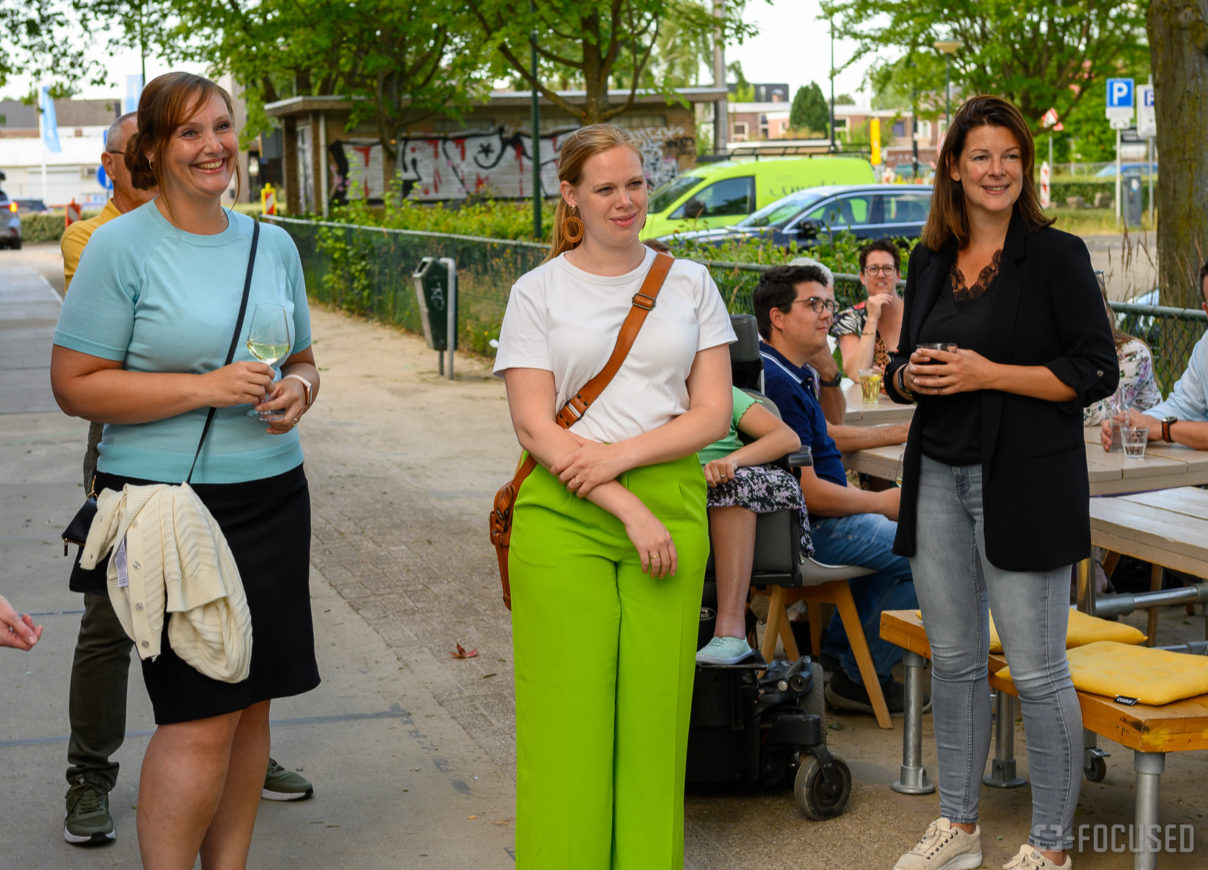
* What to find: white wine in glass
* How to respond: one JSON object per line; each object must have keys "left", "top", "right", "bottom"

{"left": 245, "top": 304, "right": 292, "bottom": 419}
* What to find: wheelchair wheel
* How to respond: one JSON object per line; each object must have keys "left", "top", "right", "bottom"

{"left": 794, "top": 752, "right": 851, "bottom": 820}
{"left": 802, "top": 661, "right": 825, "bottom": 726}
{"left": 1084, "top": 755, "right": 1107, "bottom": 783}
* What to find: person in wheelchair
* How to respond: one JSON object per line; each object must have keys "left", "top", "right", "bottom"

{"left": 753, "top": 263, "right": 922, "bottom": 715}
{"left": 696, "top": 385, "right": 810, "bottom": 665}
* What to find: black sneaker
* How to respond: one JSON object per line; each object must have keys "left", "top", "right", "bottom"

{"left": 825, "top": 670, "right": 931, "bottom": 717}
{"left": 787, "top": 621, "right": 841, "bottom": 677}
{"left": 262, "top": 757, "right": 314, "bottom": 801}
{"left": 64, "top": 776, "right": 115, "bottom": 845}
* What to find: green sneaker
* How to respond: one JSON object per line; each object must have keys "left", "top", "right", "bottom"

{"left": 64, "top": 777, "right": 115, "bottom": 845}
{"left": 262, "top": 757, "right": 314, "bottom": 801}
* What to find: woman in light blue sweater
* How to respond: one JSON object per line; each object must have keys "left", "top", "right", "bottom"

{"left": 51, "top": 72, "right": 321, "bottom": 869}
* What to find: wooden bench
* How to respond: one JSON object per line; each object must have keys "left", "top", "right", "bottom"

{"left": 881, "top": 609, "right": 1208, "bottom": 870}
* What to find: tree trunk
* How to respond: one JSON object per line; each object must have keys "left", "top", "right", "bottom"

{"left": 1147, "top": 0, "right": 1208, "bottom": 383}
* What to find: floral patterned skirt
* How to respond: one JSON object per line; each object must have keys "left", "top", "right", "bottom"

{"left": 705, "top": 463, "right": 813, "bottom": 557}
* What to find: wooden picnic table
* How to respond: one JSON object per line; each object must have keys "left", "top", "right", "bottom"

{"left": 842, "top": 428, "right": 1208, "bottom": 496}
{"left": 840, "top": 379, "right": 915, "bottom": 426}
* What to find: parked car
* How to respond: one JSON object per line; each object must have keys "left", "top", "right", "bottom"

{"left": 0, "top": 188, "right": 22, "bottom": 249}
{"left": 641, "top": 156, "right": 876, "bottom": 240}
{"left": 1094, "top": 162, "right": 1158, "bottom": 179}
{"left": 663, "top": 183, "right": 933, "bottom": 250}
{"left": 13, "top": 198, "right": 51, "bottom": 214}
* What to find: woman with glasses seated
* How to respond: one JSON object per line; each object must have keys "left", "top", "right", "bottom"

{"left": 831, "top": 239, "right": 904, "bottom": 379}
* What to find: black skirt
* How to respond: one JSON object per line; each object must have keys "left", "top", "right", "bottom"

{"left": 74, "top": 465, "right": 321, "bottom": 724}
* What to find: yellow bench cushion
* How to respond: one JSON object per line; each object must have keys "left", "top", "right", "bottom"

{"left": 998, "top": 640, "right": 1208, "bottom": 706}
{"left": 989, "top": 608, "right": 1146, "bottom": 653}
{"left": 917, "top": 608, "right": 1146, "bottom": 653}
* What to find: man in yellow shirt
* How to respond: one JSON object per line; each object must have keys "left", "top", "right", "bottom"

{"left": 61, "top": 114, "right": 314, "bottom": 847}
{"left": 61, "top": 113, "right": 156, "bottom": 292}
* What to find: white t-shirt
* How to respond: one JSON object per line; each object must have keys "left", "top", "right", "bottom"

{"left": 494, "top": 248, "right": 736, "bottom": 444}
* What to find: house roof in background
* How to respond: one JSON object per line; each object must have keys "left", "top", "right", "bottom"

{"left": 0, "top": 98, "right": 121, "bottom": 133}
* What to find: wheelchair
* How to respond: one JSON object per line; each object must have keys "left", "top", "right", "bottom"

{"left": 684, "top": 314, "right": 852, "bottom": 820}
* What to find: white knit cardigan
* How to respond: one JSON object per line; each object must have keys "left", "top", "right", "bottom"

{"left": 79, "top": 483, "right": 252, "bottom": 683}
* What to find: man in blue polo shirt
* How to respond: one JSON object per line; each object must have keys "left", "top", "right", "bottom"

{"left": 754, "top": 263, "right": 920, "bottom": 715}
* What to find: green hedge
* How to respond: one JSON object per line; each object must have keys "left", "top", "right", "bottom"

{"left": 20, "top": 212, "right": 100, "bottom": 243}
{"left": 1049, "top": 178, "right": 1153, "bottom": 210}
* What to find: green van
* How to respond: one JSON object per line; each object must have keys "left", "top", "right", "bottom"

{"left": 641, "top": 156, "right": 876, "bottom": 240}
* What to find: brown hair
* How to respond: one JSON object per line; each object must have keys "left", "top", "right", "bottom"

{"left": 858, "top": 238, "right": 901, "bottom": 272}
{"left": 752, "top": 264, "right": 830, "bottom": 340}
{"left": 545, "top": 124, "right": 643, "bottom": 263}
{"left": 921, "top": 94, "right": 1052, "bottom": 251}
{"left": 126, "top": 72, "right": 240, "bottom": 201}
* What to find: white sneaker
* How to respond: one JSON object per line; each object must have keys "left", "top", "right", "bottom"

{"left": 1003, "top": 845, "right": 1071, "bottom": 870}
{"left": 894, "top": 818, "right": 983, "bottom": 870}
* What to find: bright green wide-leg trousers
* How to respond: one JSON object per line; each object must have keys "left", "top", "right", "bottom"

{"left": 510, "top": 455, "right": 708, "bottom": 869}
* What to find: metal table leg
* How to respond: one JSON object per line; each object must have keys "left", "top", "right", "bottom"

{"left": 983, "top": 691, "right": 1026, "bottom": 788}
{"left": 891, "top": 650, "right": 934, "bottom": 794}
{"left": 1133, "top": 751, "right": 1165, "bottom": 870}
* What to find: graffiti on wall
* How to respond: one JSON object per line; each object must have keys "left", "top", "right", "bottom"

{"left": 327, "top": 124, "right": 693, "bottom": 205}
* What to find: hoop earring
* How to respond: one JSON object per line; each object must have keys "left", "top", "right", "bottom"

{"left": 563, "top": 209, "right": 584, "bottom": 245}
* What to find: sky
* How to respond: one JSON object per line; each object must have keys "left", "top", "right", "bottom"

{"left": 727, "top": 1, "right": 875, "bottom": 104}
{"left": 3, "top": 0, "right": 875, "bottom": 106}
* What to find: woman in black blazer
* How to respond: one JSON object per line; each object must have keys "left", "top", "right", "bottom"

{"left": 884, "top": 96, "right": 1117, "bottom": 870}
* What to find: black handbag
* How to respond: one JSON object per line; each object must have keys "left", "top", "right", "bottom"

{"left": 61, "top": 219, "right": 261, "bottom": 567}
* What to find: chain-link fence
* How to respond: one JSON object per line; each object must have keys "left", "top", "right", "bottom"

{"left": 266, "top": 215, "right": 1205, "bottom": 395}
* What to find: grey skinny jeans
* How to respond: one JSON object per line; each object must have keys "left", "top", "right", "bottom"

{"left": 910, "top": 455, "right": 1082, "bottom": 852}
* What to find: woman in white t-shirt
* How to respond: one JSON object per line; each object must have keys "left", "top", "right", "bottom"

{"left": 494, "top": 124, "right": 734, "bottom": 868}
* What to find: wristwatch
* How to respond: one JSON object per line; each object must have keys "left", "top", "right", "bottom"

{"left": 1161, "top": 416, "right": 1177, "bottom": 443}
{"left": 818, "top": 371, "right": 843, "bottom": 388}
{"left": 284, "top": 373, "right": 314, "bottom": 407}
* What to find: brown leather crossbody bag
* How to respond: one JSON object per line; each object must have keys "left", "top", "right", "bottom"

{"left": 489, "top": 252, "right": 673, "bottom": 610}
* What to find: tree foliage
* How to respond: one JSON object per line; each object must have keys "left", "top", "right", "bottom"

{"left": 822, "top": 0, "right": 1149, "bottom": 130}
{"left": 0, "top": 0, "right": 108, "bottom": 95}
{"left": 1147, "top": 0, "right": 1208, "bottom": 319}
{"left": 158, "top": 0, "right": 487, "bottom": 170}
{"left": 466, "top": 0, "right": 757, "bottom": 124}
{"left": 790, "top": 81, "right": 829, "bottom": 134}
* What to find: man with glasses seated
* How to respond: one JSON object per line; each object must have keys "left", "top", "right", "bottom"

{"left": 754, "top": 264, "right": 922, "bottom": 716}
{"left": 831, "top": 239, "right": 904, "bottom": 380}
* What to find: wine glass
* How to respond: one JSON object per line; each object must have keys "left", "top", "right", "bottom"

{"left": 244, "top": 304, "right": 292, "bottom": 419}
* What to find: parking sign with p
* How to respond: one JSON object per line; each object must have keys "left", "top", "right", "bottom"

{"left": 1106, "top": 77, "right": 1135, "bottom": 128}
{"left": 1108, "top": 78, "right": 1134, "bottom": 109}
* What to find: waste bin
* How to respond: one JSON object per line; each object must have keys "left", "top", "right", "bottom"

{"left": 1122, "top": 167, "right": 1143, "bottom": 228}
{"left": 412, "top": 257, "right": 458, "bottom": 378}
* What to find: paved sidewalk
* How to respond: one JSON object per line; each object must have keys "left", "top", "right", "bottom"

{"left": 2, "top": 248, "right": 1206, "bottom": 869}
{"left": 0, "top": 259, "right": 516, "bottom": 868}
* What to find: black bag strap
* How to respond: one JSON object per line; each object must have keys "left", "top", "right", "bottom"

{"left": 185, "top": 218, "right": 260, "bottom": 483}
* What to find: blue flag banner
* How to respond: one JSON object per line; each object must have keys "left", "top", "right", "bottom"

{"left": 40, "top": 87, "right": 62, "bottom": 153}
{"left": 125, "top": 75, "right": 143, "bottom": 113}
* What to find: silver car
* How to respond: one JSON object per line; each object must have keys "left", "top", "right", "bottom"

{"left": 0, "top": 187, "right": 22, "bottom": 250}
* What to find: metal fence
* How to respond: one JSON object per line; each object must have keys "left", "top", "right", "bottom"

{"left": 266, "top": 215, "right": 1204, "bottom": 395}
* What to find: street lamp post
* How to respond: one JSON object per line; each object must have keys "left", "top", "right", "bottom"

{"left": 829, "top": 21, "right": 836, "bottom": 152}
{"left": 933, "top": 39, "right": 962, "bottom": 129}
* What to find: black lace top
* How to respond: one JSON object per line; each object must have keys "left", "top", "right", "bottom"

{"left": 917, "top": 250, "right": 1002, "bottom": 465}
{"left": 950, "top": 249, "right": 1002, "bottom": 306}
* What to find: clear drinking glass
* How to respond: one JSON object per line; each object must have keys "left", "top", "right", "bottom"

{"left": 244, "top": 304, "right": 291, "bottom": 419}
{"left": 858, "top": 368, "right": 882, "bottom": 404}
{"left": 917, "top": 341, "right": 957, "bottom": 363}
{"left": 1122, "top": 426, "right": 1149, "bottom": 459}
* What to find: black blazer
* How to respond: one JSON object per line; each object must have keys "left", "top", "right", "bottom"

{"left": 884, "top": 213, "right": 1119, "bottom": 571}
